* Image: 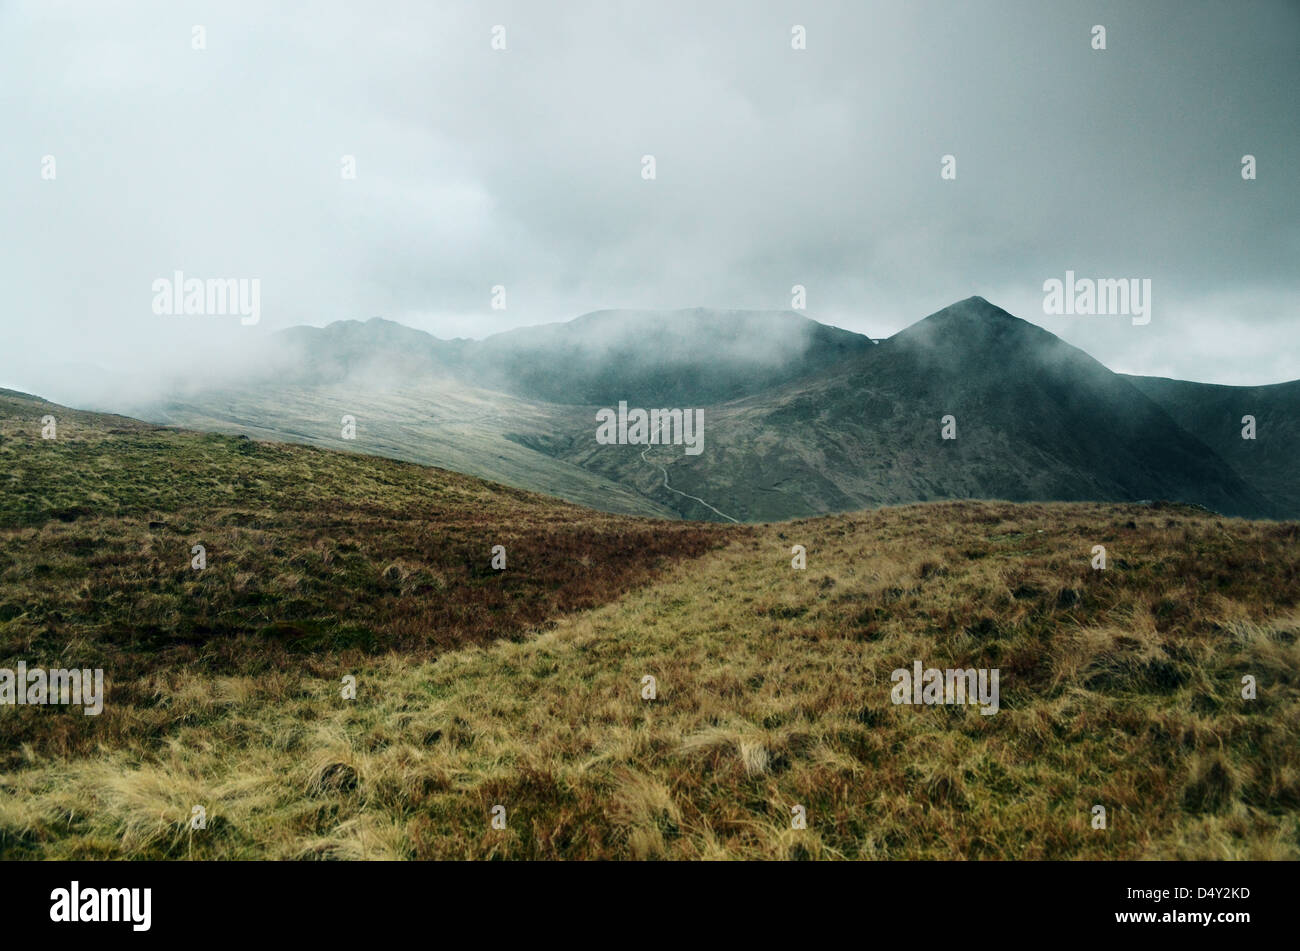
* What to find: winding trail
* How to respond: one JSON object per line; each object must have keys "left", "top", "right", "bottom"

{"left": 639, "top": 426, "right": 740, "bottom": 523}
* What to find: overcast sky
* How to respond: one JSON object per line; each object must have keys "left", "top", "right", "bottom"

{"left": 2, "top": 0, "right": 1297, "bottom": 399}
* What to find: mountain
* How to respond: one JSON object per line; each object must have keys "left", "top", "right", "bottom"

{"left": 146, "top": 308, "right": 877, "bottom": 519}
{"left": 268, "top": 308, "right": 874, "bottom": 406}
{"left": 1123, "top": 374, "right": 1300, "bottom": 517}
{"left": 551, "top": 298, "right": 1282, "bottom": 520}
{"left": 269, "top": 317, "right": 469, "bottom": 383}
{"left": 463, "top": 308, "right": 874, "bottom": 405}
{"left": 137, "top": 298, "right": 1293, "bottom": 522}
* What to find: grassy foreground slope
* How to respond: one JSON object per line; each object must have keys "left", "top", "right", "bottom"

{"left": 1, "top": 393, "right": 1298, "bottom": 859}
{"left": 0, "top": 389, "right": 731, "bottom": 769}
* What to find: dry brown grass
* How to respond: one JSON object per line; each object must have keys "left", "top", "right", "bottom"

{"left": 2, "top": 393, "right": 1298, "bottom": 859}
{"left": 4, "top": 493, "right": 1298, "bottom": 858}
{"left": 0, "top": 390, "right": 736, "bottom": 767}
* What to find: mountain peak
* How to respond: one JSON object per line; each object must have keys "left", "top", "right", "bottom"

{"left": 924, "top": 295, "right": 1019, "bottom": 324}
{"left": 888, "top": 296, "right": 1045, "bottom": 351}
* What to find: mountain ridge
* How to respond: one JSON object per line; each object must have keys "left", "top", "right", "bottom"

{"left": 73, "top": 298, "right": 1300, "bottom": 522}
{"left": 546, "top": 297, "right": 1280, "bottom": 520}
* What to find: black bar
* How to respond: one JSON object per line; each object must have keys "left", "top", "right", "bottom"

{"left": 3, "top": 860, "right": 1283, "bottom": 939}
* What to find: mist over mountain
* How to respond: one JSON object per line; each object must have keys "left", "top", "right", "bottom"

{"left": 83, "top": 297, "right": 1300, "bottom": 523}
{"left": 564, "top": 298, "right": 1279, "bottom": 520}
{"left": 1123, "top": 374, "right": 1300, "bottom": 516}
{"left": 464, "top": 309, "right": 874, "bottom": 405}
{"left": 268, "top": 308, "right": 873, "bottom": 406}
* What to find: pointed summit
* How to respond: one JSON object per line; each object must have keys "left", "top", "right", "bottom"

{"left": 884, "top": 296, "right": 1063, "bottom": 371}
{"left": 894, "top": 296, "right": 1030, "bottom": 339}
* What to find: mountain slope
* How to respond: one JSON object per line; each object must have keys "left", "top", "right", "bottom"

{"left": 1124, "top": 374, "right": 1300, "bottom": 516}
{"left": 557, "top": 298, "right": 1279, "bottom": 520}
{"left": 148, "top": 308, "right": 875, "bottom": 519}
{"left": 140, "top": 298, "right": 1295, "bottom": 522}
{"left": 266, "top": 308, "right": 874, "bottom": 406}
{"left": 153, "top": 378, "right": 678, "bottom": 519}
{"left": 464, "top": 308, "right": 874, "bottom": 405}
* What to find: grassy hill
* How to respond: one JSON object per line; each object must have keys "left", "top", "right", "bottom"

{"left": 0, "top": 389, "right": 729, "bottom": 769}
{"left": 1, "top": 393, "right": 1297, "bottom": 859}
{"left": 154, "top": 378, "right": 678, "bottom": 519}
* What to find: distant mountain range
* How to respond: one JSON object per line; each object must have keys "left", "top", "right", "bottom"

{"left": 268, "top": 306, "right": 873, "bottom": 406}
{"left": 138, "top": 296, "right": 1297, "bottom": 522}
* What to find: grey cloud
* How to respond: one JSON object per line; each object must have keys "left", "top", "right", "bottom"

{"left": 1, "top": 0, "right": 1296, "bottom": 401}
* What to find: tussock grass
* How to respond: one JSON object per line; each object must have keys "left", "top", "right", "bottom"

{"left": 0, "top": 391, "right": 731, "bottom": 768}
{"left": 1, "top": 393, "right": 1297, "bottom": 858}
